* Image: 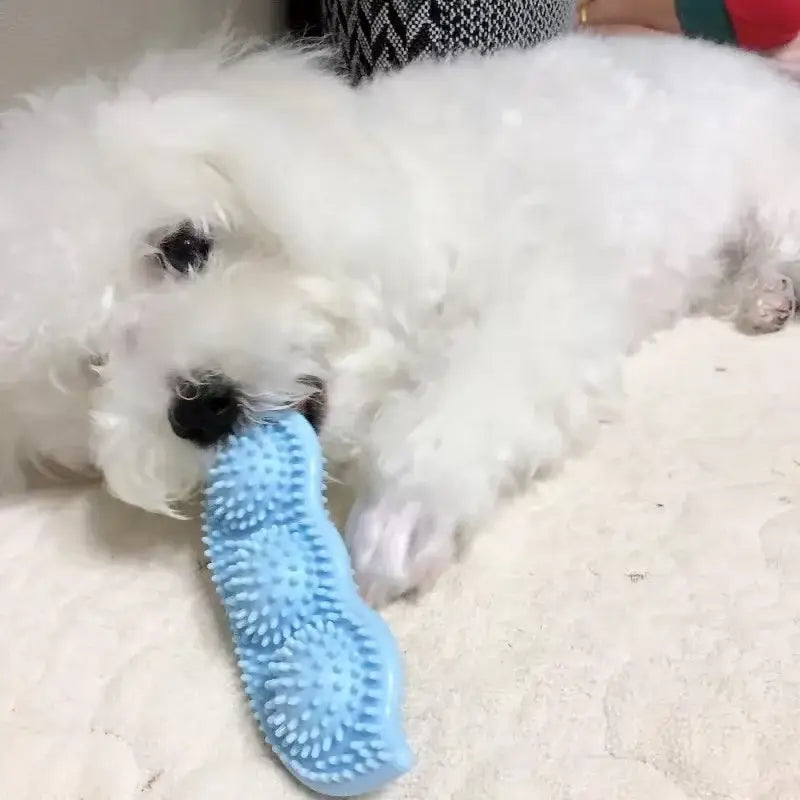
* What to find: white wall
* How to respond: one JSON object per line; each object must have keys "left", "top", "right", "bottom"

{"left": 0, "top": 0, "right": 284, "bottom": 105}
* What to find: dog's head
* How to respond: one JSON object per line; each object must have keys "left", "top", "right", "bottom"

{"left": 3, "top": 39, "right": 396, "bottom": 512}
{"left": 90, "top": 222, "right": 340, "bottom": 514}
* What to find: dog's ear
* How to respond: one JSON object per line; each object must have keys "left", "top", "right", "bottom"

{"left": 95, "top": 90, "right": 336, "bottom": 269}
{"left": 94, "top": 88, "right": 247, "bottom": 228}
{"left": 94, "top": 52, "right": 399, "bottom": 273}
{"left": 95, "top": 89, "right": 237, "bottom": 172}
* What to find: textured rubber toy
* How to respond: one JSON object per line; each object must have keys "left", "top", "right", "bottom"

{"left": 202, "top": 411, "right": 412, "bottom": 797}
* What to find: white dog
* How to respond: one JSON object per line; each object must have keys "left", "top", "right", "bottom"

{"left": 1, "top": 33, "right": 799, "bottom": 604}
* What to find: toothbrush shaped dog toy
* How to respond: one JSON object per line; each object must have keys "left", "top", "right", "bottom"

{"left": 202, "top": 411, "right": 412, "bottom": 797}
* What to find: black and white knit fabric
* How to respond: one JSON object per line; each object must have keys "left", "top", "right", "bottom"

{"left": 323, "top": 0, "right": 576, "bottom": 84}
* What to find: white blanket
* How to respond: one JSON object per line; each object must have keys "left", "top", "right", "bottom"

{"left": 2, "top": 318, "right": 799, "bottom": 800}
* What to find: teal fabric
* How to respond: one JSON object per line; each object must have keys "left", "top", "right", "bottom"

{"left": 675, "top": 0, "right": 737, "bottom": 44}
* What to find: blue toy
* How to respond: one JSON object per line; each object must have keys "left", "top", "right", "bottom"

{"left": 202, "top": 411, "right": 412, "bottom": 797}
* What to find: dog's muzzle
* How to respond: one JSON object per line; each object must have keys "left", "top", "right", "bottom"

{"left": 168, "top": 374, "right": 327, "bottom": 448}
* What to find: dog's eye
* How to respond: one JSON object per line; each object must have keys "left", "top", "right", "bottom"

{"left": 157, "top": 223, "right": 212, "bottom": 274}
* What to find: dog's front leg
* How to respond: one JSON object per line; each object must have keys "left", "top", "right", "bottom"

{"left": 344, "top": 288, "right": 623, "bottom": 606}
{"left": 345, "top": 486, "right": 458, "bottom": 607}
{"left": 344, "top": 363, "right": 556, "bottom": 606}
{"left": 344, "top": 385, "right": 487, "bottom": 607}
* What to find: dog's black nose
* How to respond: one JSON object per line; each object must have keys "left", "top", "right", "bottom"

{"left": 168, "top": 376, "right": 241, "bottom": 447}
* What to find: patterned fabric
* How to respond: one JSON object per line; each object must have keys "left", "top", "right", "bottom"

{"left": 323, "top": 0, "right": 576, "bottom": 84}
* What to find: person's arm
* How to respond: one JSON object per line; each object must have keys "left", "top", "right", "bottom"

{"left": 579, "top": 0, "right": 800, "bottom": 50}
{"left": 772, "top": 33, "right": 800, "bottom": 78}
{"left": 578, "top": 0, "right": 680, "bottom": 33}
{"left": 578, "top": 0, "right": 800, "bottom": 83}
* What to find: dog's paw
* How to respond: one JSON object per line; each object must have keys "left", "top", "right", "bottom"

{"left": 344, "top": 495, "right": 456, "bottom": 607}
{"left": 736, "top": 278, "right": 796, "bottom": 335}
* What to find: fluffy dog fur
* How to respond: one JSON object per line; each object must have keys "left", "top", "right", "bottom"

{"left": 1, "top": 33, "right": 799, "bottom": 604}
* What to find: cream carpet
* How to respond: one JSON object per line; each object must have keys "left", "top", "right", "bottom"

{"left": 2, "top": 318, "right": 799, "bottom": 799}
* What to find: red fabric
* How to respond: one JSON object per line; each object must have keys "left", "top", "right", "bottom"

{"left": 724, "top": 0, "right": 800, "bottom": 50}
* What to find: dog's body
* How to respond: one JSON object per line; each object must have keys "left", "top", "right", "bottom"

{"left": 2, "top": 33, "right": 799, "bottom": 603}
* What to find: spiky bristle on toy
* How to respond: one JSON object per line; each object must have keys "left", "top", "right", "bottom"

{"left": 202, "top": 411, "right": 411, "bottom": 797}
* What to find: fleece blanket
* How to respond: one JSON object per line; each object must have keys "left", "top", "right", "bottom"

{"left": 1, "top": 317, "right": 799, "bottom": 800}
